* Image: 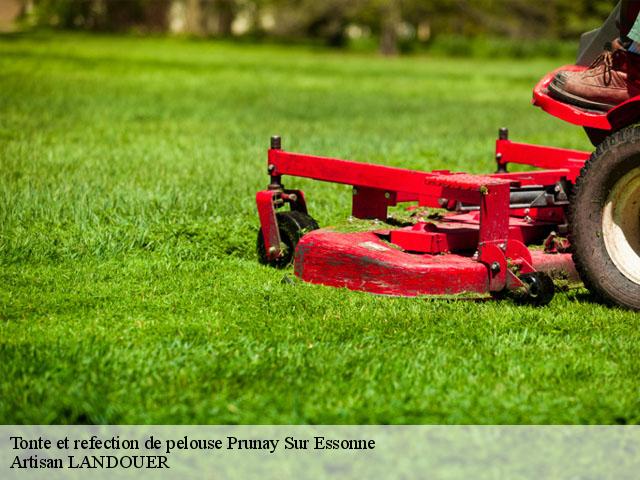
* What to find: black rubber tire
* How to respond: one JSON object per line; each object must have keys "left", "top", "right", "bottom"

{"left": 257, "top": 211, "right": 319, "bottom": 269}
{"left": 519, "top": 272, "right": 555, "bottom": 307}
{"left": 571, "top": 125, "right": 640, "bottom": 311}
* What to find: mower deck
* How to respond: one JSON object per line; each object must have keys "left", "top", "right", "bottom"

{"left": 296, "top": 228, "right": 577, "bottom": 297}
{"left": 256, "top": 130, "right": 593, "bottom": 304}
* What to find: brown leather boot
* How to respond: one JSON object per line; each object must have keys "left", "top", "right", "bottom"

{"left": 552, "top": 39, "right": 626, "bottom": 85}
{"left": 548, "top": 45, "right": 640, "bottom": 111}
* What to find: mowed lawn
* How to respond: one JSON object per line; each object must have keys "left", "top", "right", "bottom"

{"left": 1, "top": 32, "right": 638, "bottom": 424}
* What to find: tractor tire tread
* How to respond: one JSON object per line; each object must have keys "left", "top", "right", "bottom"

{"left": 569, "top": 124, "right": 640, "bottom": 310}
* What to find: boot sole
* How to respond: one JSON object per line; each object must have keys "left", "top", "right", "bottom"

{"left": 547, "top": 81, "right": 615, "bottom": 112}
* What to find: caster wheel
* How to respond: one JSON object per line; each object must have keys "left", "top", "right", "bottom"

{"left": 571, "top": 125, "right": 640, "bottom": 311}
{"left": 519, "top": 272, "right": 555, "bottom": 307}
{"left": 257, "top": 211, "right": 319, "bottom": 269}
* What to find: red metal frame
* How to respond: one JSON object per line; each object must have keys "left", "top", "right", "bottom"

{"left": 533, "top": 64, "right": 640, "bottom": 131}
{"left": 256, "top": 134, "right": 587, "bottom": 297}
{"left": 532, "top": 65, "right": 612, "bottom": 130}
{"left": 495, "top": 138, "right": 589, "bottom": 182}
{"left": 254, "top": 65, "right": 640, "bottom": 299}
{"left": 294, "top": 230, "right": 577, "bottom": 297}
{"left": 257, "top": 188, "right": 308, "bottom": 259}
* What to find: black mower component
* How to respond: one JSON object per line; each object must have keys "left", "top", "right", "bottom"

{"left": 571, "top": 125, "right": 640, "bottom": 311}
{"left": 519, "top": 272, "right": 556, "bottom": 307}
{"left": 257, "top": 211, "right": 319, "bottom": 269}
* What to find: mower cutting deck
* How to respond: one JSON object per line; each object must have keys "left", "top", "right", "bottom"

{"left": 256, "top": 65, "right": 640, "bottom": 310}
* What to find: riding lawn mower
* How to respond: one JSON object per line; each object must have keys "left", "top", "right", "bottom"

{"left": 255, "top": 14, "right": 640, "bottom": 311}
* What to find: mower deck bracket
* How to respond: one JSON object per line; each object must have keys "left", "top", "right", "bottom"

{"left": 256, "top": 187, "right": 310, "bottom": 260}
{"left": 495, "top": 138, "right": 590, "bottom": 182}
{"left": 256, "top": 190, "right": 282, "bottom": 260}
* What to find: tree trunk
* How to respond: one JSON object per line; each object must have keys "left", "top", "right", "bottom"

{"left": 183, "top": 0, "right": 203, "bottom": 35}
{"left": 216, "top": 0, "right": 235, "bottom": 37}
{"left": 380, "top": 1, "right": 400, "bottom": 56}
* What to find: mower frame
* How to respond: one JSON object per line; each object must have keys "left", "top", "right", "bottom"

{"left": 257, "top": 131, "right": 589, "bottom": 298}
{"left": 255, "top": 64, "right": 640, "bottom": 304}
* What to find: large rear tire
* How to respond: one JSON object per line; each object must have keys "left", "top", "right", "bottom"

{"left": 571, "top": 125, "right": 640, "bottom": 311}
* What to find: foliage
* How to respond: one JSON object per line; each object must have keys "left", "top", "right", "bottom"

{"left": 19, "top": 0, "right": 620, "bottom": 53}
{"left": 24, "top": 0, "right": 172, "bottom": 31}
{"left": 2, "top": 33, "right": 639, "bottom": 424}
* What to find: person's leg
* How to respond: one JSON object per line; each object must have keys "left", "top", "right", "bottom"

{"left": 619, "top": 0, "right": 640, "bottom": 52}
{"left": 547, "top": 1, "right": 640, "bottom": 111}
{"left": 621, "top": 0, "right": 640, "bottom": 38}
{"left": 626, "top": 11, "right": 640, "bottom": 53}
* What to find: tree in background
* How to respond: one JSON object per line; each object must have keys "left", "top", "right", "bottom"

{"left": 173, "top": 0, "right": 240, "bottom": 36}
{"left": 23, "top": 0, "right": 171, "bottom": 31}
{"left": 255, "top": 0, "right": 359, "bottom": 47}
{"left": 18, "top": 0, "right": 620, "bottom": 54}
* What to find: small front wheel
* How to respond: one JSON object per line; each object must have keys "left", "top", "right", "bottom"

{"left": 257, "top": 211, "right": 319, "bottom": 268}
{"left": 519, "top": 272, "right": 555, "bottom": 307}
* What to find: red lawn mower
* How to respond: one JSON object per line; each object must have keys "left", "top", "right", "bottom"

{"left": 255, "top": 20, "right": 640, "bottom": 310}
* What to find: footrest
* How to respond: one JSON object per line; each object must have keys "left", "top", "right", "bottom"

{"left": 532, "top": 65, "right": 611, "bottom": 130}
{"left": 427, "top": 173, "right": 512, "bottom": 190}
{"left": 425, "top": 173, "right": 512, "bottom": 206}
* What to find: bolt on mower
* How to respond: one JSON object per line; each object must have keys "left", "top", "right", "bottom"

{"left": 255, "top": 67, "right": 640, "bottom": 310}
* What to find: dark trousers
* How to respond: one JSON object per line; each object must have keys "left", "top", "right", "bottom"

{"left": 621, "top": 0, "right": 640, "bottom": 37}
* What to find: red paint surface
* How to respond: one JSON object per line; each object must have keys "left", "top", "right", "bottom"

{"left": 532, "top": 65, "right": 612, "bottom": 130}
{"left": 295, "top": 230, "right": 577, "bottom": 297}
{"left": 388, "top": 213, "right": 558, "bottom": 255}
{"left": 255, "top": 66, "right": 614, "bottom": 297}
{"left": 258, "top": 141, "right": 586, "bottom": 295}
{"left": 256, "top": 190, "right": 281, "bottom": 259}
{"left": 495, "top": 140, "right": 589, "bottom": 182}
{"left": 533, "top": 65, "right": 640, "bottom": 131}
{"left": 295, "top": 230, "right": 490, "bottom": 296}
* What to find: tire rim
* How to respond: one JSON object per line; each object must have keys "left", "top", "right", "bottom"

{"left": 602, "top": 166, "right": 640, "bottom": 285}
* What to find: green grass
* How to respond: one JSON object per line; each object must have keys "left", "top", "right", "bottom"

{"left": 1, "top": 32, "right": 638, "bottom": 424}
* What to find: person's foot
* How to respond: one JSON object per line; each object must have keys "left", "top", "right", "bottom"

{"left": 547, "top": 41, "right": 640, "bottom": 111}
{"left": 552, "top": 40, "right": 625, "bottom": 85}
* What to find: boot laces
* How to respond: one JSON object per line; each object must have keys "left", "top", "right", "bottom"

{"left": 589, "top": 50, "right": 614, "bottom": 85}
